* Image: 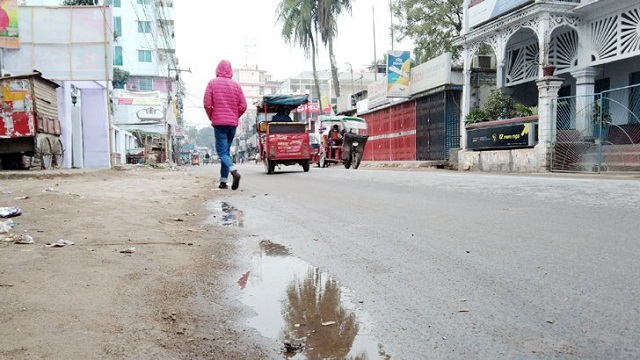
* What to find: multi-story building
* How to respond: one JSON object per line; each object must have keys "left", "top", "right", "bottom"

{"left": 107, "top": 0, "right": 179, "bottom": 164}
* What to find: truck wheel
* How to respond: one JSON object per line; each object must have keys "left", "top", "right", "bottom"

{"left": 265, "top": 159, "right": 275, "bottom": 174}
{"left": 53, "top": 139, "right": 64, "bottom": 169}
{"left": 302, "top": 160, "right": 310, "bottom": 172}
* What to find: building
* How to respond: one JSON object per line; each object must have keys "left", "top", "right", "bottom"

{"left": 107, "top": 0, "right": 180, "bottom": 164}
{"left": 455, "top": 0, "right": 640, "bottom": 172}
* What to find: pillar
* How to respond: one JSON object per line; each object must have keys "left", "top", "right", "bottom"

{"left": 461, "top": 45, "right": 472, "bottom": 149}
{"left": 536, "top": 76, "right": 565, "bottom": 170}
{"left": 571, "top": 67, "right": 599, "bottom": 137}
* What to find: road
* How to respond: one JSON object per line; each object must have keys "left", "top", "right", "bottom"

{"left": 195, "top": 163, "right": 640, "bottom": 359}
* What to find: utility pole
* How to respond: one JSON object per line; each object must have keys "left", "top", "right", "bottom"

{"left": 372, "top": 5, "right": 377, "bottom": 81}
{"left": 166, "top": 65, "right": 191, "bottom": 163}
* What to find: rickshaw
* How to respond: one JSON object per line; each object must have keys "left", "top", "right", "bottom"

{"left": 255, "top": 94, "right": 311, "bottom": 174}
{"left": 309, "top": 133, "right": 324, "bottom": 167}
{"left": 319, "top": 115, "right": 369, "bottom": 169}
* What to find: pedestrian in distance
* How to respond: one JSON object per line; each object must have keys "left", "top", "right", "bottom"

{"left": 203, "top": 59, "right": 247, "bottom": 190}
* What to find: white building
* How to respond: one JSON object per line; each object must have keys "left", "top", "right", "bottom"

{"left": 456, "top": 0, "right": 640, "bottom": 172}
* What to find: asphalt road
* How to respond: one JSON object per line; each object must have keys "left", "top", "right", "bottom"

{"left": 195, "top": 162, "right": 640, "bottom": 359}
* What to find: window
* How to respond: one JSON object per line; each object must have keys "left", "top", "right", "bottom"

{"left": 137, "top": 21, "right": 151, "bottom": 33}
{"left": 114, "top": 46, "right": 123, "bottom": 66}
{"left": 114, "top": 17, "right": 122, "bottom": 37}
{"left": 137, "top": 0, "right": 150, "bottom": 4}
{"left": 139, "top": 78, "right": 153, "bottom": 91}
{"left": 138, "top": 50, "right": 152, "bottom": 62}
{"left": 106, "top": 0, "right": 121, "bottom": 7}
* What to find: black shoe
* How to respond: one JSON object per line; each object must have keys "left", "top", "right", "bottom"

{"left": 231, "top": 170, "right": 241, "bottom": 190}
{"left": 218, "top": 182, "right": 228, "bottom": 189}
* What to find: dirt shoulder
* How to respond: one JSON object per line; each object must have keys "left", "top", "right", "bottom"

{"left": 0, "top": 166, "right": 276, "bottom": 359}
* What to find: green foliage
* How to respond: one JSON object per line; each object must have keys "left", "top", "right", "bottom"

{"left": 467, "top": 89, "right": 534, "bottom": 124}
{"left": 392, "top": 0, "right": 463, "bottom": 63}
{"left": 196, "top": 126, "right": 215, "bottom": 148}
{"left": 465, "top": 109, "right": 489, "bottom": 124}
{"left": 112, "top": 68, "right": 130, "bottom": 89}
{"left": 484, "top": 89, "right": 514, "bottom": 120}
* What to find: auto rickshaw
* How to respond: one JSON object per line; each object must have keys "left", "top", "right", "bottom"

{"left": 190, "top": 151, "right": 200, "bottom": 166}
{"left": 255, "top": 94, "right": 312, "bottom": 174}
{"left": 319, "top": 115, "right": 369, "bottom": 169}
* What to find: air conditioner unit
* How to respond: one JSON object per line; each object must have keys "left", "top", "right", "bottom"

{"left": 472, "top": 55, "right": 494, "bottom": 69}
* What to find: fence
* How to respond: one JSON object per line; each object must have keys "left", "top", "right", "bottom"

{"left": 552, "top": 83, "right": 640, "bottom": 172}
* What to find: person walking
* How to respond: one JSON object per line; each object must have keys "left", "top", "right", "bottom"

{"left": 203, "top": 60, "right": 247, "bottom": 190}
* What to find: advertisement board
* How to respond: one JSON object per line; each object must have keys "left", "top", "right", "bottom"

{"left": 386, "top": 50, "right": 411, "bottom": 98}
{"left": 468, "top": 0, "right": 533, "bottom": 29}
{"left": 467, "top": 122, "right": 535, "bottom": 150}
{"left": 0, "top": 0, "right": 19, "bottom": 48}
{"left": 409, "top": 53, "right": 453, "bottom": 96}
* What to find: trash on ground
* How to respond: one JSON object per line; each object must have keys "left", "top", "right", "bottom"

{"left": 0, "top": 207, "right": 22, "bottom": 218}
{"left": 120, "top": 247, "right": 136, "bottom": 254}
{"left": 321, "top": 321, "right": 336, "bottom": 326}
{"left": 0, "top": 219, "right": 17, "bottom": 234}
{"left": 185, "top": 211, "right": 195, "bottom": 216}
{"left": 45, "top": 239, "right": 75, "bottom": 248}
{"left": 14, "top": 196, "right": 29, "bottom": 200}
{"left": 13, "top": 234, "right": 34, "bottom": 244}
{"left": 283, "top": 342, "right": 303, "bottom": 354}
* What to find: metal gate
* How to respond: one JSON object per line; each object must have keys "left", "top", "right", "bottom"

{"left": 552, "top": 83, "right": 640, "bottom": 172}
{"left": 415, "top": 90, "right": 460, "bottom": 161}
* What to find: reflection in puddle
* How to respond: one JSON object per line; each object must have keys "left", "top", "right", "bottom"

{"left": 238, "top": 240, "right": 390, "bottom": 359}
{"left": 209, "top": 200, "right": 244, "bottom": 227}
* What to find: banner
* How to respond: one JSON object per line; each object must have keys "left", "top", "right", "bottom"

{"left": 386, "top": 50, "right": 411, "bottom": 98}
{"left": 468, "top": 0, "right": 533, "bottom": 29}
{"left": 0, "top": 0, "right": 19, "bottom": 48}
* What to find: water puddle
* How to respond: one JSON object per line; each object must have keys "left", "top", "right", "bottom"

{"left": 209, "top": 200, "right": 244, "bottom": 227}
{"left": 238, "top": 240, "right": 390, "bottom": 359}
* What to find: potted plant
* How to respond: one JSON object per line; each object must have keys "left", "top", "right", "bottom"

{"left": 465, "top": 108, "right": 490, "bottom": 124}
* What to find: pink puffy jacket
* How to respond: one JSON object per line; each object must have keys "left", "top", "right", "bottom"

{"left": 203, "top": 60, "right": 247, "bottom": 127}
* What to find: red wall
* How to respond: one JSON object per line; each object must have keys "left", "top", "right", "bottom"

{"left": 362, "top": 100, "right": 417, "bottom": 161}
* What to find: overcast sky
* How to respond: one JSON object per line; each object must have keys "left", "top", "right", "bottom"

{"left": 174, "top": 0, "right": 414, "bottom": 127}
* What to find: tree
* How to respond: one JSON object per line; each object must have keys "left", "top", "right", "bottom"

{"left": 62, "top": 0, "right": 98, "bottom": 5}
{"left": 112, "top": 68, "right": 130, "bottom": 89}
{"left": 316, "top": 0, "right": 352, "bottom": 99}
{"left": 277, "top": 0, "right": 324, "bottom": 113}
{"left": 392, "top": 0, "right": 463, "bottom": 63}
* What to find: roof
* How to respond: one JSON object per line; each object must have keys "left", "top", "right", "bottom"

{"left": 318, "top": 115, "right": 366, "bottom": 123}
{"left": 255, "top": 94, "right": 309, "bottom": 111}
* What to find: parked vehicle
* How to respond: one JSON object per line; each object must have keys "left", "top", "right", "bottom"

{"left": 319, "top": 115, "right": 369, "bottom": 169}
{"left": 0, "top": 71, "right": 63, "bottom": 170}
{"left": 256, "top": 94, "right": 311, "bottom": 174}
{"left": 309, "top": 133, "right": 324, "bottom": 167}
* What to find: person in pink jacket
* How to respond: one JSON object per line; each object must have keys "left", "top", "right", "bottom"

{"left": 203, "top": 60, "right": 247, "bottom": 190}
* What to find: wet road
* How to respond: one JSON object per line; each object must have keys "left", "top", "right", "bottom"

{"left": 195, "top": 163, "right": 640, "bottom": 359}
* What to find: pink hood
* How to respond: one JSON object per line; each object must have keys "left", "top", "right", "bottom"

{"left": 203, "top": 60, "right": 247, "bottom": 127}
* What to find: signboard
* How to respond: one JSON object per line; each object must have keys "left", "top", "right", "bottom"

{"left": 368, "top": 77, "right": 390, "bottom": 109}
{"left": 468, "top": 0, "right": 533, "bottom": 29}
{"left": 409, "top": 52, "right": 454, "bottom": 95}
{"left": 292, "top": 102, "right": 330, "bottom": 114}
{"left": 386, "top": 50, "right": 411, "bottom": 98}
{"left": 0, "top": 0, "right": 19, "bottom": 48}
{"left": 467, "top": 122, "right": 535, "bottom": 150}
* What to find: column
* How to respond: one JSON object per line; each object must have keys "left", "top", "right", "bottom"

{"left": 571, "top": 67, "right": 599, "bottom": 137}
{"left": 461, "top": 45, "right": 472, "bottom": 149}
{"left": 536, "top": 76, "right": 565, "bottom": 170}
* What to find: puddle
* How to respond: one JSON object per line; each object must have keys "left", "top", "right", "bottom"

{"left": 238, "top": 240, "right": 390, "bottom": 359}
{"left": 209, "top": 200, "right": 244, "bottom": 227}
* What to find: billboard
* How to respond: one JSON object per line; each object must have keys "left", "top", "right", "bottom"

{"left": 409, "top": 52, "right": 454, "bottom": 95}
{"left": 3, "top": 6, "right": 112, "bottom": 80}
{"left": 386, "top": 50, "right": 411, "bottom": 98}
{"left": 0, "top": 0, "right": 19, "bottom": 48}
{"left": 468, "top": 0, "right": 533, "bottom": 29}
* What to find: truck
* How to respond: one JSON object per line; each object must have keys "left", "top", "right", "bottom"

{"left": 0, "top": 71, "right": 63, "bottom": 170}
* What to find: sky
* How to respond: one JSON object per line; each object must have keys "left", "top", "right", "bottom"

{"left": 174, "top": 0, "right": 414, "bottom": 128}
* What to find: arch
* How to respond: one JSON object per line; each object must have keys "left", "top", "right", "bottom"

{"left": 549, "top": 25, "right": 579, "bottom": 74}
{"left": 504, "top": 27, "right": 538, "bottom": 86}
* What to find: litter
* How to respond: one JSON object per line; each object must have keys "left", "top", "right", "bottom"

{"left": 0, "top": 207, "right": 21, "bottom": 218}
{"left": 13, "top": 234, "right": 34, "bottom": 244}
{"left": 45, "top": 239, "right": 75, "bottom": 248}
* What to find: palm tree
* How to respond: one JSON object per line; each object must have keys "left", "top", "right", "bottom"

{"left": 277, "top": 0, "right": 325, "bottom": 114}
{"left": 316, "top": 0, "right": 352, "bottom": 99}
